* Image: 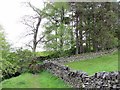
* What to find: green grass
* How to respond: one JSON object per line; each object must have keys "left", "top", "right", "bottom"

{"left": 1, "top": 52, "right": 118, "bottom": 88}
{"left": 1, "top": 71, "right": 70, "bottom": 88}
{"left": 65, "top": 52, "right": 118, "bottom": 75}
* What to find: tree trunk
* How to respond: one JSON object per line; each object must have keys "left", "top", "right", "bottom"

{"left": 92, "top": 3, "right": 98, "bottom": 52}
{"left": 79, "top": 14, "right": 83, "bottom": 53}
{"left": 32, "top": 17, "right": 41, "bottom": 52}
{"left": 75, "top": 16, "right": 79, "bottom": 54}
{"left": 55, "top": 26, "right": 58, "bottom": 51}
{"left": 70, "top": 11, "right": 74, "bottom": 48}
{"left": 60, "top": 6, "right": 64, "bottom": 50}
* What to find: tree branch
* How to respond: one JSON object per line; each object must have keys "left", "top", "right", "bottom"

{"left": 36, "top": 35, "right": 45, "bottom": 44}
{"left": 24, "top": 33, "right": 34, "bottom": 37}
{"left": 27, "top": 2, "right": 41, "bottom": 16}
{"left": 25, "top": 40, "right": 33, "bottom": 50}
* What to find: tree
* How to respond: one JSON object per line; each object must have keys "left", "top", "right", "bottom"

{"left": 66, "top": 2, "right": 118, "bottom": 53}
{"left": 0, "top": 25, "right": 10, "bottom": 59}
{"left": 22, "top": 2, "right": 45, "bottom": 52}
{"left": 0, "top": 25, "right": 20, "bottom": 80}
{"left": 42, "top": 2, "right": 71, "bottom": 52}
{"left": 22, "top": 2, "right": 118, "bottom": 56}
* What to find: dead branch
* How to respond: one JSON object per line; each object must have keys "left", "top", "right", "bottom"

{"left": 27, "top": 2, "right": 41, "bottom": 16}
{"left": 36, "top": 35, "right": 45, "bottom": 44}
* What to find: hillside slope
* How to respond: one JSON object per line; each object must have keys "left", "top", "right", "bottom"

{"left": 1, "top": 71, "right": 70, "bottom": 88}
{"left": 65, "top": 52, "right": 118, "bottom": 75}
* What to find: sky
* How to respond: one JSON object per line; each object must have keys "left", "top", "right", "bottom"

{"left": 0, "top": 0, "right": 45, "bottom": 51}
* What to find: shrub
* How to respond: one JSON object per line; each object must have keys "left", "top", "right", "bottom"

{"left": 28, "top": 58, "right": 44, "bottom": 74}
{"left": 0, "top": 59, "right": 20, "bottom": 81}
{"left": 5, "top": 48, "right": 34, "bottom": 73}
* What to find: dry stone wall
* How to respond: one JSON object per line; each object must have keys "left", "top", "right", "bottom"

{"left": 47, "top": 48, "right": 117, "bottom": 64}
{"left": 42, "top": 61, "right": 120, "bottom": 89}
{"left": 37, "top": 49, "right": 119, "bottom": 88}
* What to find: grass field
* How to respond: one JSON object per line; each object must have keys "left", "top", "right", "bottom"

{"left": 1, "top": 71, "right": 70, "bottom": 88}
{"left": 1, "top": 52, "right": 118, "bottom": 88}
{"left": 65, "top": 52, "right": 118, "bottom": 75}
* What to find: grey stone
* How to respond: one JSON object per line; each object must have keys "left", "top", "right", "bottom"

{"left": 38, "top": 49, "right": 119, "bottom": 88}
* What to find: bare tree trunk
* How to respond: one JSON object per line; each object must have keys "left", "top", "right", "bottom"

{"left": 32, "top": 17, "right": 41, "bottom": 52}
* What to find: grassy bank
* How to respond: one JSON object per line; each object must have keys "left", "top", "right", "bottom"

{"left": 65, "top": 52, "right": 118, "bottom": 75}
{"left": 1, "top": 71, "right": 70, "bottom": 88}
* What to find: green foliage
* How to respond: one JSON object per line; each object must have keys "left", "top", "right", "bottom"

{"left": 5, "top": 48, "right": 34, "bottom": 73}
{"left": 1, "top": 72, "right": 70, "bottom": 88}
{"left": 44, "top": 47, "right": 75, "bottom": 59}
{"left": 0, "top": 25, "right": 15, "bottom": 81}
{"left": 65, "top": 52, "right": 118, "bottom": 75}
{"left": 1, "top": 48, "right": 36, "bottom": 80}
{"left": 0, "top": 26, "right": 10, "bottom": 59}
{"left": 35, "top": 46, "right": 75, "bottom": 60}
{"left": 35, "top": 51, "right": 54, "bottom": 56}
{"left": 0, "top": 2, "right": 119, "bottom": 83}
{"left": 42, "top": 2, "right": 72, "bottom": 51}
{"left": 0, "top": 59, "right": 20, "bottom": 81}
{"left": 42, "top": 2, "right": 118, "bottom": 54}
{"left": 28, "top": 58, "right": 44, "bottom": 74}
